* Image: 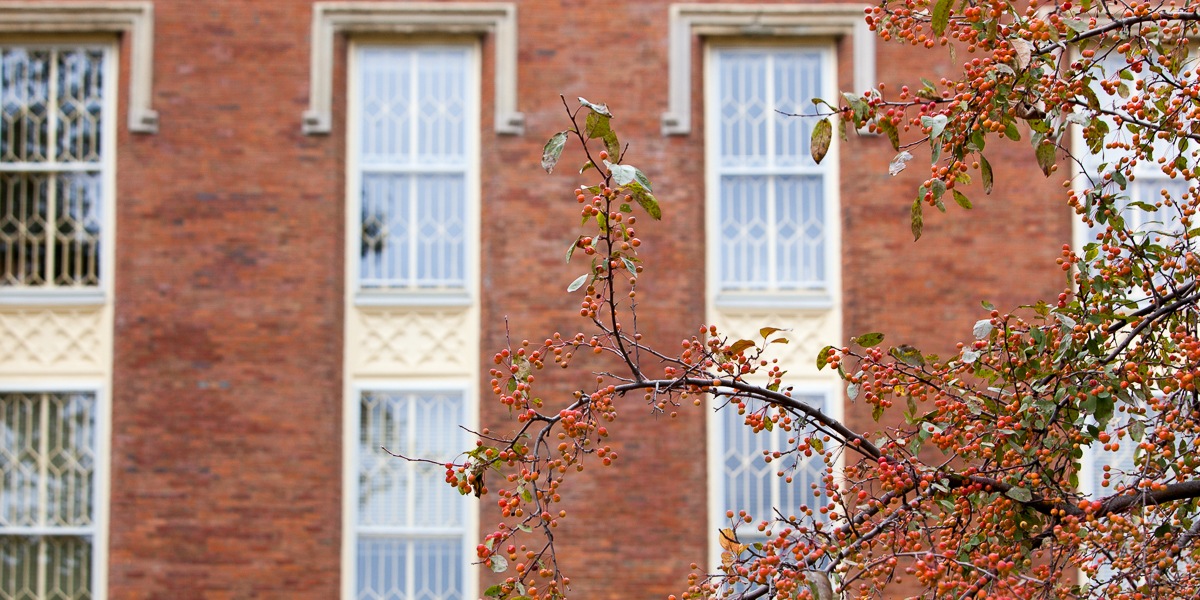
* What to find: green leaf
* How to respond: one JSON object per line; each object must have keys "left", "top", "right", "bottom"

{"left": 604, "top": 161, "right": 637, "bottom": 185}
{"left": 953, "top": 189, "right": 973, "bottom": 209}
{"left": 634, "top": 169, "right": 653, "bottom": 192}
{"left": 578, "top": 97, "right": 612, "bottom": 116}
{"left": 931, "top": 179, "right": 947, "bottom": 212}
{"left": 567, "top": 274, "right": 588, "bottom": 292}
{"left": 603, "top": 132, "right": 620, "bottom": 160}
{"left": 810, "top": 437, "right": 824, "bottom": 452}
{"left": 817, "top": 345, "right": 834, "bottom": 370}
{"left": 580, "top": 161, "right": 595, "bottom": 174}
{"left": 878, "top": 119, "right": 900, "bottom": 151}
{"left": 520, "top": 485, "right": 533, "bottom": 502}
{"left": 872, "top": 403, "right": 885, "bottom": 422}
{"left": 1004, "top": 121, "right": 1021, "bottom": 141}
{"left": 621, "top": 256, "right": 637, "bottom": 274}
{"left": 980, "top": 154, "right": 994, "bottom": 195}
{"left": 981, "top": 300, "right": 995, "bottom": 310}
{"left": 890, "top": 344, "right": 925, "bottom": 367}
{"left": 1035, "top": 143, "right": 1055, "bottom": 177}
{"left": 489, "top": 555, "right": 509, "bottom": 573}
{"left": 811, "top": 118, "right": 833, "bottom": 164}
{"left": 911, "top": 196, "right": 924, "bottom": 241}
{"left": 585, "top": 112, "right": 612, "bottom": 139}
{"left": 541, "top": 131, "right": 569, "bottom": 174}
{"left": 853, "top": 332, "right": 885, "bottom": 347}
{"left": 595, "top": 210, "right": 608, "bottom": 233}
{"left": 921, "top": 114, "right": 949, "bottom": 139}
{"left": 567, "top": 236, "right": 582, "bottom": 263}
{"left": 931, "top": 0, "right": 952, "bottom": 36}
{"left": 1130, "top": 419, "right": 1145, "bottom": 442}
{"left": 625, "top": 182, "right": 662, "bottom": 220}
{"left": 619, "top": 203, "right": 632, "bottom": 213}
{"left": 1005, "top": 486, "right": 1033, "bottom": 503}
{"left": 485, "top": 585, "right": 504, "bottom": 597}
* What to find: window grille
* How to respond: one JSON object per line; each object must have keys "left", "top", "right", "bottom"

{"left": 714, "top": 49, "right": 830, "bottom": 292}
{"left": 357, "top": 47, "right": 470, "bottom": 290}
{"left": 357, "top": 390, "right": 464, "bottom": 600}
{"left": 0, "top": 47, "right": 106, "bottom": 288}
{"left": 0, "top": 391, "right": 96, "bottom": 600}
{"left": 720, "top": 393, "right": 828, "bottom": 533}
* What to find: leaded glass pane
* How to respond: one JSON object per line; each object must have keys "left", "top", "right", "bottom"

{"left": 415, "top": 176, "right": 465, "bottom": 287}
{"left": 1, "top": 49, "right": 49, "bottom": 163}
{"left": 358, "top": 538, "right": 408, "bottom": 600}
{"left": 43, "top": 536, "right": 91, "bottom": 600}
{"left": 0, "top": 535, "right": 38, "bottom": 600}
{"left": 722, "top": 394, "right": 827, "bottom": 533}
{"left": 361, "top": 50, "right": 412, "bottom": 165}
{"left": 0, "top": 173, "right": 49, "bottom": 287}
{"left": 772, "top": 52, "right": 823, "bottom": 168}
{"left": 416, "top": 51, "right": 467, "bottom": 166}
{"left": 718, "top": 53, "right": 767, "bottom": 168}
{"left": 720, "top": 176, "right": 768, "bottom": 289}
{"left": 53, "top": 173, "right": 101, "bottom": 287}
{"left": 361, "top": 174, "right": 411, "bottom": 287}
{"left": 412, "top": 394, "right": 462, "bottom": 528}
{"left": 55, "top": 49, "right": 103, "bottom": 164}
{"left": 0, "top": 393, "right": 40, "bottom": 527}
{"left": 45, "top": 394, "right": 94, "bottom": 528}
{"left": 413, "top": 540, "right": 462, "bottom": 600}
{"left": 776, "top": 176, "right": 824, "bottom": 287}
{"left": 359, "top": 392, "right": 409, "bottom": 527}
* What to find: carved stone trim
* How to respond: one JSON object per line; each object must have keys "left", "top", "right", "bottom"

{"left": 0, "top": 1, "right": 157, "bottom": 133}
{"left": 663, "top": 3, "right": 874, "bottom": 136}
{"left": 304, "top": 1, "right": 523, "bottom": 135}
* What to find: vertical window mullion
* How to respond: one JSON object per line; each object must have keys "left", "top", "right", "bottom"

{"left": 45, "top": 50, "right": 59, "bottom": 288}
{"left": 409, "top": 53, "right": 420, "bottom": 288}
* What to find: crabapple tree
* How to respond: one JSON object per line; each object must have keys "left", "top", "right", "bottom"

{"left": 424, "top": 2, "right": 1200, "bottom": 599}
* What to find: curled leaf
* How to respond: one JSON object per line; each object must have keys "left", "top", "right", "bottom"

{"left": 817, "top": 345, "right": 834, "bottom": 370}
{"left": 980, "top": 154, "right": 994, "bottom": 195}
{"left": 542, "top": 131, "right": 569, "bottom": 174}
{"left": 567, "top": 274, "right": 588, "bottom": 292}
{"left": 811, "top": 118, "right": 833, "bottom": 164}
{"left": 911, "top": 197, "right": 924, "bottom": 241}
{"left": 1036, "top": 142, "right": 1055, "bottom": 177}
{"left": 973, "top": 319, "right": 994, "bottom": 339}
{"left": 889, "top": 151, "right": 914, "bottom": 176}
{"left": 890, "top": 344, "right": 925, "bottom": 367}
{"left": 578, "top": 97, "right": 612, "bottom": 116}
{"left": 729, "top": 339, "right": 756, "bottom": 355}
{"left": 853, "top": 332, "right": 885, "bottom": 347}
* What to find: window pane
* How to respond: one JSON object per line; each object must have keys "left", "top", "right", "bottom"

{"left": 413, "top": 539, "right": 462, "bottom": 600}
{"left": 720, "top": 176, "right": 768, "bottom": 289}
{"left": 361, "top": 174, "right": 411, "bottom": 287}
{"left": 0, "top": 172, "right": 49, "bottom": 286}
{"left": 55, "top": 49, "right": 103, "bottom": 164}
{"left": 361, "top": 49, "right": 412, "bottom": 165}
{"left": 0, "top": 393, "right": 41, "bottom": 527}
{"left": 416, "top": 50, "right": 467, "bottom": 166}
{"left": 718, "top": 52, "right": 767, "bottom": 167}
{"left": 44, "top": 535, "right": 91, "bottom": 600}
{"left": 413, "top": 394, "right": 462, "bottom": 528}
{"left": 45, "top": 393, "right": 95, "bottom": 527}
{"left": 54, "top": 173, "right": 101, "bottom": 287}
{"left": 773, "top": 51, "right": 823, "bottom": 168}
{"left": 0, "top": 535, "right": 38, "bottom": 600}
{"left": 359, "top": 392, "right": 409, "bottom": 527}
{"left": 1, "top": 48, "right": 50, "bottom": 163}
{"left": 358, "top": 538, "right": 408, "bottom": 600}
{"left": 776, "top": 176, "right": 824, "bottom": 287}
{"left": 415, "top": 176, "right": 465, "bottom": 287}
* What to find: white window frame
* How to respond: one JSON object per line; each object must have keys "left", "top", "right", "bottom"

{"left": 0, "top": 41, "right": 116, "bottom": 306}
{"left": 705, "top": 40, "right": 840, "bottom": 310}
{"left": 706, "top": 382, "right": 837, "bottom": 571}
{"left": 346, "top": 379, "right": 478, "bottom": 600}
{"left": 346, "top": 39, "right": 481, "bottom": 308}
{"left": 0, "top": 380, "right": 109, "bottom": 600}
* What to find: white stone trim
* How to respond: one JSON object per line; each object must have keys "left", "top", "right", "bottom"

{"left": 663, "top": 3, "right": 874, "bottom": 136}
{"left": 304, "top": 2, "right": 522, "bottom": 135}
{"left": 0, "top": 1, "right": 156, "bottom": 133}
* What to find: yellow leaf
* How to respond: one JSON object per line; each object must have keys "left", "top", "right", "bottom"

{"left": 719, "top": 529, "right": 748, "bottom": 555}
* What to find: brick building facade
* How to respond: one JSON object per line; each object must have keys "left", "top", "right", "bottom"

{"left": 0, "top": 1, "right": 1069, "bottom": 599}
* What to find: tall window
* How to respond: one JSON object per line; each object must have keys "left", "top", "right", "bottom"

{"left": 719, "top": 393, "right": 828, "bottom": 534}
{"left": 0, "top": 391, "right": 97, "bottom": 600}
{"left": 713, "top": 48, "right": 832, "bottom": 293}
{"left": 357, "top": 390, "right": 464, "bottom": 600}
{"left": 1, "top": 46, "right": 106, "bottom": 289}
{"left": 356, "top": 47, "right": 470, "bottom": 290}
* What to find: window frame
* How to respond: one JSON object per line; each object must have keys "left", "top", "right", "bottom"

{"left": 704, "top": 40, "right": 841, "bottom": 310}
{"left": 346, "top": 38, "right": 482, "bottom": 307}
{"left": 705, "top": 381, "right": 837, "bottom": 572}
{"left": 0, "top": 40, "right": 116, "bottom": 306}
{"left": 0, "top": 380, "right": 109, "bottom": 600}
{"left": 347, "top": 378, "right": 479, "bottom": 600}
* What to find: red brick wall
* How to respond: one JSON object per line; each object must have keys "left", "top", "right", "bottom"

{"left": 99, "top": 0, "right": 1071, "bottom": 598}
